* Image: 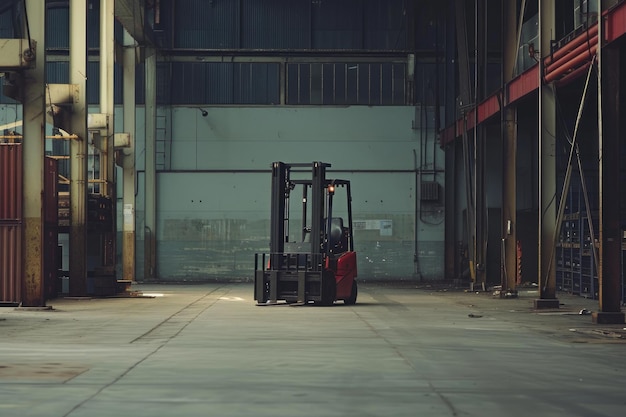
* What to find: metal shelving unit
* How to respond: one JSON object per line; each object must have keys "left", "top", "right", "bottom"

{"left": 556, "top": 190, "right": 599, "bottom": 299}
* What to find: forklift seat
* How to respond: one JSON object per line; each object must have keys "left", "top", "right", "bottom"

{"left": 330, "top": 217, "right": 348, "bottom": 254}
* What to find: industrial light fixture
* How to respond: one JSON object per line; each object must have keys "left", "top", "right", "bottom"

{"left": 199, "top": 108, "right": 208, "bottom": 117}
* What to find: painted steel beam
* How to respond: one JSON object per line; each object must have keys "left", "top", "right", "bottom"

{"left": 121, "top": 29, "right": 137, "bottom": 283}
{"left": 440, "top": 1, "right": 626, "bottom": 147}
{"left": 144, "top": 49, "right": 157, "bottom": 280}
{"left": 593, "top": 31, "right": 625, "bottom": 324}
{"left": 101, "top": 0, "right": 116, "bottom": 273}
{"left": 535, "top": 0, "right": 559, "bottom": 308}
{"left": 21, "top": 1, "right": 46, "bottom": 307}
{"left": 501, "top": 0, "right": 518, "bottom": 295}
{"left": 69, "top": 0, "right": 88, "bottom": 297}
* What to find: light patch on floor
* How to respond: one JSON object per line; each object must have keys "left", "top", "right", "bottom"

{"left": 0, "top": 363, "right": 89, "bottom": 382}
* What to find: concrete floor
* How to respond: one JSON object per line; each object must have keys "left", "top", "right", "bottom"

{"left": 1, "top": 282, "right": 625, "bottom": 417}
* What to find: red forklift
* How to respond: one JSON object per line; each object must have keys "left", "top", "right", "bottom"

{"left": 254, "top": 162, "right": 358, "bottom": 305}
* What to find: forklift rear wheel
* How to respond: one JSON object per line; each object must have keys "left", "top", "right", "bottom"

{"left": 344, "top": 281, "right": 357, "bottom": 305}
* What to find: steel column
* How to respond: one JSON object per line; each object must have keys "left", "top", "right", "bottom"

{"left": 122, "top": 29, "right": 136, "bottom": 282}
{"left": 535, "top": 0, "right": 559, "bottom": 309}
{"left": 473, "top": 0, "right": 487, "bottom": 290}
{"left": 269, "top": 162, "right": 287, "bottom": 270}
{"left": 21, "top": 0, "right": 46, "bottom": 306}
{"left": 502, "top": 0, "right": 518, "bottom": 295}
{"left": 69, "top": 0, "right": 88, "bottom": 297}
{"left": 144, "top": 49, "right": 157, "bottom": 281}
{"left": 100, "top": 0, "right": 116, "bottom": 270}
{"left": 593, "top": 20, "right": 625, "bottom": 324}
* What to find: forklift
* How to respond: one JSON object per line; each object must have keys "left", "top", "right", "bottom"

{"left": 254, "top": 162, "right": 358, "bottom": 305}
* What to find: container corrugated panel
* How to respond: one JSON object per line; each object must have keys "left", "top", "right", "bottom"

{"left": 241, "top": 0, "right": 309, "bottom": 49}
{"left": 174, "top": 0, "right": 240, "bottom": 48}
{"left": 0, "top": 143, "right": 22, "bottom": 304}
{"left": 0, "top": 143, "right": 22, "bottom": 220}
{"left": 0, "top": 224, "right": 22, "bottom": 303}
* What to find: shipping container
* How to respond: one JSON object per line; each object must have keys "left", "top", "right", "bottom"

{"left": 0, "top": 144, "right": 59, "bottom": 303}
{"left": 0, "top": 143, "right": 22, "bottom": 304}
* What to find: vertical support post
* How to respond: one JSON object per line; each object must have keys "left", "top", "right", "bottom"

{"left": 269, "top": 162, "right": 287, "bottom": 270}
{"left": 122, "top": 29, "right": 137, "bottom": 282}
{"left": 502, "top": 0, "right": 518, "bottom": 295}
{"left": 69, "top": 0, "right": 88, "bottom": 297}
{"left": 144, "top": 48, "right": 157, "bottom": 281}
{"left": 474, "top": 0, "right": 487, "bottom": 290}
{"left": 279, "top": 61, "right": 286, "bottom": 105}
{"left": 535, "top": 0, "right": 559, "bottom": 308}
{"left": 21, "top": 0, "right": 46, "bottom": 306}
{"left": 100, "top": 0, "right": 116, "bottom": 270}
{"left": 311, "top": 162, "right": 326, "bottom": 256}
{"left": 454, "top": 0, "right": 475, "bottom": 287}
{"left": 593, "top": 11, "right": 624, "bottom": 324}
{"left": 444, "top": 146, "right": 457, "bottom": 281}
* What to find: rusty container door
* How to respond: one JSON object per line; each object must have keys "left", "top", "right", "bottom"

{"left": 0, "top": 143, "right": 23, "bottom": 304}
{"left": 44, "top": 156, "right": 59, "bottom": 300}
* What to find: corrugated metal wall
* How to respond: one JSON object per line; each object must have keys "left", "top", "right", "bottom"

{"left": 46, "top": 61, "right": 123, "bottom": 105}
{"left": 45, "top": 4, "right": 100, "bottom": 49}
{"left": 0, "top": 7, "right": 14, "bottom": 38}
{"left": 171, "top": 0, "right": 407, "bottom": 50}
{"left": 46, "top": 5, "right": 70, "bottom": 49}
{"left": 312, "top": 0, "right": 363, "bottom": 49}
{"left": 0, "top": 143, "right": 22, "bottom": 303}
{"left": 363, "top": 0, "right": 406, "bottom": 50}
{"left": 174, "top": 0, "right": 240, "bottom": 48}
{"left": 241, "top": 0, "right": 310, "bottom": 49}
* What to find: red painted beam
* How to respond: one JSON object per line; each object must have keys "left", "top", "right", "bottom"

{"left": 439, "top": 2, "right": 626, "bottom": 148}
{"left": 508, "top": 65, "right": 539, "bottom": 104}
{"left": 605, "top": 0, "right": 626, "bottom": 43}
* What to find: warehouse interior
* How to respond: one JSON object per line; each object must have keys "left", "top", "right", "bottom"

{"left": 1, "top": 0, "right": 625, "bottom": 316}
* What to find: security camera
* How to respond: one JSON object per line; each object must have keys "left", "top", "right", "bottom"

{"left": 200, "top": 109, "right": 208, "bottom": 117}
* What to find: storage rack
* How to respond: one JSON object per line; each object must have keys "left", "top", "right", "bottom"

{"left": 556, "top": 185, "right": 625, "bottom": 304}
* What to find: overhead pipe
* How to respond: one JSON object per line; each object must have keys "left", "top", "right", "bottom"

{"left": 545, "top": 34, "right": 597, "bottom": 73}
{"left": 545, "top": 23, "right": 598, "bottom": 66}
{"left": 554, "top": 62, "right": 592, "bottom": 88}
{"left": 544, "top": 45, "right": 597, "bottom": 83}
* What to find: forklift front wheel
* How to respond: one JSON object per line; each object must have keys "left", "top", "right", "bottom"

{"left": 344, "top": 281, "right": 357, "bottom": 305}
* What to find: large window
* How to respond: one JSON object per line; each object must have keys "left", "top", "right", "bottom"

{"left": 155, "top": 60, "right": 409, "bottom": 106}
{"left": 286, "top": 62, "right": 407, "bottom": 105}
